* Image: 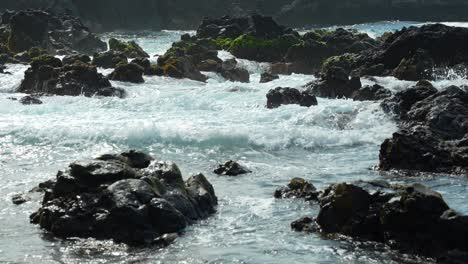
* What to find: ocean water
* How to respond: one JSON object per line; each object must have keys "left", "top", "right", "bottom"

{"left": 0, "top": 22, "right": 467, "bottom": 264}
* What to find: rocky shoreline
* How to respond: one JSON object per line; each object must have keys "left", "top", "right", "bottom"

{"left": 3, "top": 8, "right": 467, "bottom": 262}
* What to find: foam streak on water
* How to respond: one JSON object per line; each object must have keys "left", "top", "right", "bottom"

{"left": 1, "top": 22, "right": 467, "bottom": 264}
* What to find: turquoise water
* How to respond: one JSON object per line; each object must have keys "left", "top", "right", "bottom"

{"left": 0, "top": 22, "right": 467, "bottom": 263}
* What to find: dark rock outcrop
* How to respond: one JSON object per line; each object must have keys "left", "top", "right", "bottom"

{"left": 352, "top": 84, "right": 392, "bottom": 101}
{"left": 131, "top": 57, "right": 162, "bottom": 76}
{"left": 18, "top": 55, "right": 124, "bottom": 97}
{"left": 379, "top": 84, "right": 468, "bottom": 174}
{"left": 266, "top": 87, "right": 317, "bottom": 109}
{"left": 301, "top": 181, "right": 468, "bottom": 259}
{"left": 108, "top": 62, "right": 145, "bottom": 83}
{"left": 108, "top": 38, "right": 149, "bottom": 58}
{"left": 92, "top": 51, "right": 128, "bottom": 69}
{"left": 155, "top": 39, "right": 214, "bottom": 82}
{"left": 30, "top": 150, "right": 218, "bottom": 245}
{"left": 6, "top": 9, "right": 106, "bottom": 55}
{"left": 219, "top": 58, "right": 249, "bottom": 83}
{"left": 62, "top": 54, "right": 91, "bottom": 65}
{"left": 213, "top": 160, "right": 251, "bottom": 176}
{"left": 260, "top": 72, "right": 279, "bottom": 83}
{"left": 274, "top": 178, "right": 318, "bottom": 201}
{"left": 354, "top": 24, "right": 468, "bottom": 80}
{"left": 19, "top": 95, "right": 43, "bottom": 105}
{"left": 306, "top": 66, "right": 361, "bottom": 99}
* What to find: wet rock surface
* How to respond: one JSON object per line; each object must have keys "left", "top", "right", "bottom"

{"left": 219, "top": 58, "right": 249, "bottom": 83}
{"left": 306, "top": 66, "right": 361, "bottom": 99}
{"left": 108, "top": 62, "right": 145, "bottom": 83}
{"left": 108, "top": 38, "right": 149, "bottom": 58}
{"left": 379, "top": 82, "right": 468, "bottom": 173}
{"left": 18, "top": 55, "right": 125, "bottom": 97}
{"left": 214, "top": 160, "right": 251, "bottom": 176}
{"left": 30, "top": 150, "right": 218, "bottom": 245}
{"left": 274, "top": 178, "right": 318, "bottom": 201}
{"left": 260, "top": 72, "right": 279, "bottom": 83}
{"left": 19, "top": 95, "right": 42, "bottom": 105}
{"left": 6, "top": 9, "right": 106, "bottom": 55}
{"left": 266, "top": 87, "right": 317, "bottom": 109}
{"left": 291, "top": 181, "right": 468, "bottom": 259}
{"left": 92, "top": 51, "right": 128, "bottom": 69}
{"left": 352, "top": 84, "right": 392, "bottom": 101}
{"left": 353, "top": 24, "right": 468, "bottom": 80}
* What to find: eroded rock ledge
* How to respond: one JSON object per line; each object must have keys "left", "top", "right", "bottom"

{"left": 30, "top": 150, "right": 218, "bottom": 245}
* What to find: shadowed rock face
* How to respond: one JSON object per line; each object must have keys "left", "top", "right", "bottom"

{"left": 30, "top": 150, "right": 218, "bottom": 245}
{"left": 289, "top": 180, "right": 468, "bottom": 260}
{"left": 18, "top": 55, "right": 125, "bottom": 97}
{"left": 3, "top": 0, "right": 468, "bottom": 31}
{"left": 5, "top": 9, "right": 106, "bottom": 55}
{"left": 379, "top": 82, "right": 468, "bottom": 174}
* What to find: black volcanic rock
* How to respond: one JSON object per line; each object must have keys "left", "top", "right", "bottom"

{"left": 92, "top": 51, "right": 128, "bottom": 69}
{"left": 260, "top": 72, "right": 279, "bottom": 83}
{"left": 274, "top": 178, "right": 318, "bottom": 201}
{"left": 18, "top": 55, "right": 124, "bottom": 97}
{"left": 266, "top": 87, "right": 317, "bottom": 109}
{"left": 30, "top": 150, "right": 218, "bottom": 245}
{"left": 108, "top": 62, "right": 145, "bottom": 83}
{"left": 214, "top": 160, "right": 251, "bottom": 176}
{"left": 6, "top": 9, "right": 106, "bottom": 55}
{"left": 306, "top": 66, "right": 361, "bottom": 99}
{"left": 352, "top": 84, "right": 392, "bottom": 101}
{"left": 302, "top": 181, "right": 468, "bottom": 259}
{"left": 379, "top": 85, "right": 468, "bottom": 174}
{"left": 353, "top": 24, "right": 468, "bottom": 80}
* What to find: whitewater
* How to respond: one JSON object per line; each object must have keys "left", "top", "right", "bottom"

{"left": 0, "top": 22, "right": 467, "bottom": 263}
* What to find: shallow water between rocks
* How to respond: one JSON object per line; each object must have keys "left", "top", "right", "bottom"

{"left": 0, "top": 21, "right": 467, "bottom": 264}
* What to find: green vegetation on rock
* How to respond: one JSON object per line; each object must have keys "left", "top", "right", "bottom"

{"left": 213, "top": 34, "right": 301, "bottom": 62}
{"left": 108, "top": 38, "right": 149, "bottom": 58}
{"left": 31, "top": 54, "right": 63, "bottom": 68}
{"left": 321, "top": 53, "right": 358, "bottom": 74}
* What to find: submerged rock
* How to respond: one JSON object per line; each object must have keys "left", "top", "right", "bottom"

{"left": 18, "top": 55, "right": 124, "bottom": 97}
{"left": 108, "top": 62, "right": 145, "bottom": 83}
{"left": 379, "top": 83, "right": 468, "bottom": 173}
{"left": 19, "top": 95, "right": 42, "bottom": 105}
{"left": 214, "top": 160, "right": 251, "bottom": 176}
{"left": 30, "top": 150, "right": 218, "bottom": 245}
{"left": 266, "top": 87, "right": 317, "bottom": 109}
{"left": 274, "top": 178, "right": 318, "bottom": 201}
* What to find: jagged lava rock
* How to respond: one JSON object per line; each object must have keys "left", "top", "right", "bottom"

{"left": 30, "top": 150, "right": 218, "bottom": 245}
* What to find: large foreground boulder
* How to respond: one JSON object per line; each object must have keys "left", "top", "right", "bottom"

{"left": 18, "top": 55, "right": 124, "bottom": 97}
{"left": 379, "top": 83, "right": 468, "bottom": 173}
{"left": 6, "top": 10, "right": 106, "bottom": 55}
{"left": 267, "top": 87, "right": 317, "bottom": 109}
{"left": 30, "top": 150, "right": 218, "bottom": 245}
{"left": 304, "top": 182, "right": 468, "bottom": 259}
